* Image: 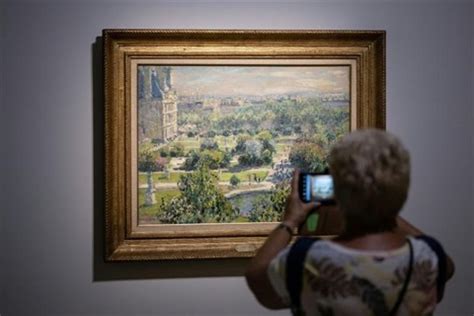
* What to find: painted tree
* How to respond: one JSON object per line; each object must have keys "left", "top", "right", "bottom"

{"left": 237, "top": 139, "right": 274, "bottom": 167}
{"left": 257, "top": 130, "right": 276, "bottom": 153}
{"left": 200, "top": 138, "right": 218, "bottom": 150}
{"left": 183, "top": 149, "right": 231, "bottom": 170}
{"left": 248, "top": 183, "right": 290, "bottom": 222}
{"left": 289, "top": 141, "right": 328, "bottom": 173}
{"left": 229, "top": 174, "right": 241, "bottom": 188}
{"left": 138, "top": 143, "right": 166, "bottom": 172}
{"left": 159, "top": 163, "right": 238, "bottom": 224}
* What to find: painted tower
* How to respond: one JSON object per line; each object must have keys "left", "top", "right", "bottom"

{"left": 138, "top": 66, "right": 178, "bottom": 142}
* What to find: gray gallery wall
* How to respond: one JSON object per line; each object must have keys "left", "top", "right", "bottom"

{"left": 1, "top": 0, "right": 473, "bottom": 315}
{"left": 0, "top": 2, "right": 5, "bottom": 314}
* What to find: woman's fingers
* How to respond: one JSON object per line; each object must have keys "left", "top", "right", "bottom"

{"left": 290, "top": 168, "right": 300, "bottom": 196}
{"left": 302, "top": 201, "right": 321, "bottom": 214}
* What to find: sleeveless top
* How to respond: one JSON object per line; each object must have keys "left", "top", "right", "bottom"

{"left": 267, "top": 235, "right": 447, "bottom": 316}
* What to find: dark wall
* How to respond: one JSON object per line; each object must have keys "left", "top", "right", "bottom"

{"left": 1, "top": 1, "right": 473, "bottom": 315}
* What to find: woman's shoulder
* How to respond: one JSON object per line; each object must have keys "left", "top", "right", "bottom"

{"left": 304, "top": 235, "right": 442, "bottom": 264}
{"left": 411, "top": 235, "right": 446, "bottom": 259}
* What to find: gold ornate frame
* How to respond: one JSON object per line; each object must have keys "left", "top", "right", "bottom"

{"left": 104, "top": 29, "right": 385, "bottom": 261}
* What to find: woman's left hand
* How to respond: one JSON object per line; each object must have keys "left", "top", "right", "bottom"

{"left": 282, "top": 169, "right": 320, "bottom": 229}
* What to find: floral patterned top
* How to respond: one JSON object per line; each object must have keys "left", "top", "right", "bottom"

{"left": 267, "top": 236, "right": 447, "bottom": 316}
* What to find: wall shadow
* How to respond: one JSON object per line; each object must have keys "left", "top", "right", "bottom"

{"left": 92, "top": 37, "right": 249, "bottom": 281}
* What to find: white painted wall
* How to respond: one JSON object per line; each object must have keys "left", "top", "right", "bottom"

{"left": 1, "top": 1, "right": 473, "bottom": 315}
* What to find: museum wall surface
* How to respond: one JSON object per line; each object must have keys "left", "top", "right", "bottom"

{"left": 1, "top": 1, "right": 473, "bottom": 315}
{"left": 0, "top": 2, "right": 5, "bottom": 313}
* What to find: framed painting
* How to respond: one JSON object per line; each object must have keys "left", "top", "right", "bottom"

{"left": 104, "top": 29, "right": 385, "bottom": 261}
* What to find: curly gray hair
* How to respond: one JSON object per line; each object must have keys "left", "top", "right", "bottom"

{"left": 328, "top": 129, "right": 410, "bottom": 234}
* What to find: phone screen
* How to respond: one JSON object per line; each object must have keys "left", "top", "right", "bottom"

{"left": 300, "top": 173, "right": 335, "bottom": 204}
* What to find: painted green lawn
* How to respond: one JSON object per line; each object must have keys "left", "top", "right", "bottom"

{"left": 276, "top": 135, "right": 298, "bottom": 143}
{"left": 139, "top": 172, "right": 185, "bottom": 184}
{"left": 218, "top": 170, "right": 268, "bottom": 182}
{"left": 139, "top": 169, "right": 269, "bottom": 185}
{"left": 235, "top": 216, "right": 250, "bottom": 223}
{"left": 213, "top": 135, "right": 237, "bottom": 149}
{"left": 173, "top": 138, "right": 200, "bottom": 149}
{"left": 138, "top": 188, "right": 180, "bottom": 220}
{"left": 275, "top": 143, "right": 290, "bottom": 151}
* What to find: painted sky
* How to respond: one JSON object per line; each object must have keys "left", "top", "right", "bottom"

{"left": 168, "top": 66, "right": 350, "bottom": 97}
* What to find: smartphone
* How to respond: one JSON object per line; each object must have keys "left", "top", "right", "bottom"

{"left": 299, "top": 172, "right": 336, "bottom": 205}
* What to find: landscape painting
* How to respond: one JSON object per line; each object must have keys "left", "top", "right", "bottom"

{"left": 136, "top": 65, "right": 351, "bottom": 225}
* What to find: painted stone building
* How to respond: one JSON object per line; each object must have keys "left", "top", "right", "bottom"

{"left": 138, "top": 66, "right": 178, "bottom": 142}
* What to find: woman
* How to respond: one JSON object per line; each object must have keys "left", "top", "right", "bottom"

{"left": 246, "top": 129, "right": 455, "bottom": 316}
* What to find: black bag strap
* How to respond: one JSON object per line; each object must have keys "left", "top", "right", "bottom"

{"left": 286, "top": 237, "right": 319, "bottom": 316}
{"left": 389, "top": 238, "right": 414, "bottom": 316}
{"left": 415, "top": 235, "right": 447, "bottom": 302}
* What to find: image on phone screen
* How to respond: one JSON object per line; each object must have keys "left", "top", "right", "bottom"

{"left": 302, "top": 174, "right": 334, "bottom": 203}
